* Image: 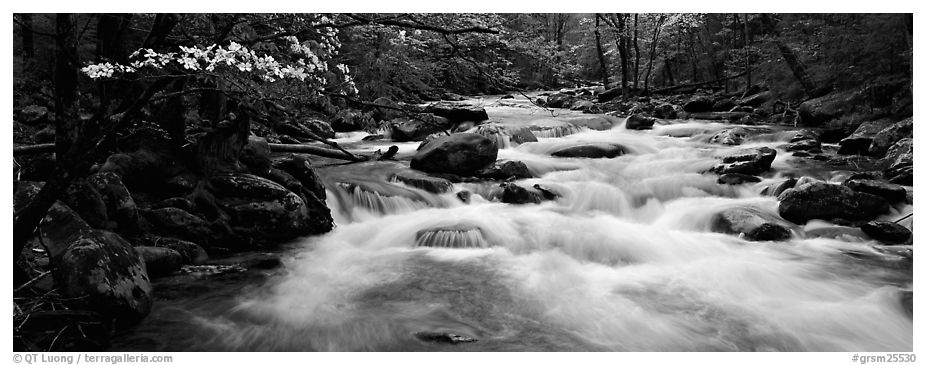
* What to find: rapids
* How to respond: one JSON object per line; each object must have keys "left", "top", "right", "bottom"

{"left": 112, "top": 94, "right": 913, "bottom": 352}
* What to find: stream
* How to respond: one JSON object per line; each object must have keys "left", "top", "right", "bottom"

{"left": 111, "top": 94, "right": 913, "bottom": 352}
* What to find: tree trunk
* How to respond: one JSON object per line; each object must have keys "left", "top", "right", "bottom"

{"left": 613, "top": 14, "right": 630, "bottom": 101}
{"left": 21, "top": 14, "right": 34, "bottom": 62}
{"left": 594, "top": 15, "right": 610, "bottom": 87}
{"left": 777, "top": 41, "right": 818, "bottom": 95}
{"left": 633, "top": 14, "right": 640, "bottom": 88}
{"left": 744, "top": 13, "right": 752, "bottom": 91}
{"left": 54, "top": 14, "right": 80, "bottom": 160}
{"left": 96, "top": 13, "right": 133, "bottom": 104}
{"left": 643, "top": 15, "right": 665, "bottom": 91}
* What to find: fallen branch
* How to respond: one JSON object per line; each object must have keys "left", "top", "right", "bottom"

{"left": 14, "top": 144, "right": 56, "bottom": 156}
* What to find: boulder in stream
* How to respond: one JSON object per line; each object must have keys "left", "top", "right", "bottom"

{"left": 711, "top": 147, "right": 777, "bottom": 176}
{"left": 842, "top": 178, "right": 907, "bottom": 204}
{"left": 423, "top": 103, "right": 489, "bottom": 124}
{"left": 410, "top": 133, "right": 499, "bottom": 176}
{"left": 837, "top": 120, "right": 892, "bottom": 155}
{"left": 711, "top": 207, "right": 793, "bottom": 241}
{"left": 625, "top": 114, "right": 657, "bottom": 130}
{"left": 860, "top": 221, "right": 912, "bottom": 245}
{"left": 551, "top": 143, "right": 626, "bottom": 159}
{"left": 475, "top": 160, "right": 532, "bottom": 181}
{"left": 778, "top": 182, "right": 890, "bottom": 224}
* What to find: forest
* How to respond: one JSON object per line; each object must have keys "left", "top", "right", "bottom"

{"left": 12, "top": 13, "right": 913, "bottom": 352}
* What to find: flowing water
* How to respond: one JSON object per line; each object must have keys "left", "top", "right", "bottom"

{"left": 113, "top": 94, "right": 913, "bottom": 352}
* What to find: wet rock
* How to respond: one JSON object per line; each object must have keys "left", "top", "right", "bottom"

{"left": 869, "top": 117, "right": 912, "bottom": 157}
{"left": 210, "top": 173, "right": 321, "bottom": 242}
{"left": 712, "top": 98, "right": 736, "bottom": 112}
{"left": 683, "top": 96, "right": 714, "bottom": 113}
{"left": 791, "top": 151, "right": 811, "bottom": 158}
{"left": 564, "top": 115, "right": 618, "bottom": 130}
{"left": 456, "top": 190, "right": 472, "bottom": 203}
{"left": 141, "top": 207, "right": 213, "bottom": 242}
{"left": 61, "top": 179, "right": 109, "bottom": 229}
{"left": 272, "top": 155, "right": 327, "bottom": 200}
{"left": 625, "top": 114, "right": 657, "bottom": 130}
{"left": 19, "top": 105, "right": 49, "bottom": 125}
{"left": 689, "top": 112, "right": 750, "bottom": 121}
{"left": 274, "top": 119, "right": 335, "bottom": 140}
{"left": 330, "top": 109, "right": 365, "bottom": 132}
{"left": 551, "top": 143, "right": 626, "bottom": 159}
{"left": 411, "top": 133, "right": 498, "bottom": 176}
{"left": 500, "top": 183, "right": 553, "bottom": 204}
{"left": 38, "top": 202, "right": 94, "bottom": 260}
{"left": 423, "top": 103, "right": 489, "bottom": 124}
{"left": 709, "top": 127, "right": 749, "bottom": 145}
{"left": 570, "top": 100, "right": 596, "bottom": 111}
{"left": 136, "top": 235, "right": 208, "bottom": 265}
{"left": 500, "top": 94, "right": 515, "bottom": 99}
{"left": 740, "top": 90, "right": 773, "bottom": 108}
{"left": 468, "top": 123, "right": 538, "bottom": 147}
{"left": 597, "top": 87, "right": 623, "bottom": 103}
{"left": 390, "top": 114, "right": 452, "bottom": 142}
{"left": 391, "top": 170, "right": 454, "bottom": 193}
{"left": 718, "top": 173, "right": 762, "bottom": 185}
{"left": 546, "top": 93, "right": 578, "bottom": 108}
{"left": 414, "top": 331, "right": 477, "bottom": 344}
{"left": 372, "top": 97, "right": 404, "bottom": 121}
{"left": 882, "top": 138, "right": 912, "bottom": 186}
{"left": 797, "top": 90, "right": 858, "bottom": 125}
{"left": 837, "top": 120, "right": 892, "bottom": 155}
{"left": 785, "top": 139, "right": 822, "bottom": 153}
{"left": 55, "top": 229, "right": 152, "bottom": 328}
{"left": 526, "top": 119, "right": 583, "bottom": 138}
{"left": 778, "top": 182, "right": 890, "bottom": 224}
{"left": 711, "top": 147, "right": 777, "bottom": 175}
{"left": 134, "top": 246, "right": 183, "bottom": 278}
{"left": 860, "top": 221, "right": 912, "bottom": 245}
{"left": 842, "top": 179, "right": 907, "bottom": 204}
{"left": 653, "top": 103, "right": 678, "bottom": 119}
{"left": 475, "top": 160, "right": 532, "bottom": 181}
{"left": 711, "top": 207, "right": 792, "bottom": 241}
{"left": 761, "top": 178, "right": 798, "bottom": 198}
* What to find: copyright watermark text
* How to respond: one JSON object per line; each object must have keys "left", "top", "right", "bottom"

{"left": 13, "top": 353, "right": 173, "bottom": 365}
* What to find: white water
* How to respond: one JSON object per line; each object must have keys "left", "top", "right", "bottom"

{"left": 115, "top": 94, "right": 912, "bottom": 352}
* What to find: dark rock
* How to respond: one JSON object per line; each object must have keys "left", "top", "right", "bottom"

{"left": 246, "top": 256, "right": 284, "bottom": 270}
{"left": 141, "top": 207, "right": 213, "bottom": 242}
{"left": 137, "top": 235, "right": 208, "bottom": 264}
{"left": 712, "top": 98, "right": 736, "bottom": 112}
{"left": 689, "top": 112, "right": 750, "bottom": 121}
{"left": 300, "top": 118, "right": 335, "bottom": 139}
{"left": 34, "top": 126, "right": 55, "bottom": 143}
{"left": 709, "top": 127, "right": 749, "bottom": 145}
{"left": 838, "top": 120, "right": 892, "bottom": 155}
{"left": 683, "top": 96, "right": 714, "bottom": 113}
{"left": 761, "top": 178, "right": 798, "bottom": 198}
{"left": 551, "top": 143, "right": 626, "bottom": 159}
{"left": 869, "top": 117, "right": 912, "bottom": 157}
{"left": 546, "top": 93, "right": 578, "bottom": 108}
{"left": 786, "top": 139, "right": 822, "bottom": 153}
{"left": 625, "top": 114, "right": 657, "bottom": 130}
{"left": 711, "top": 147, "right": 777, "bottom": 175}
{"left": 55, "top": 229, "right": 152, "bottom": 328}
{"left": 210, "top": 173, "right": 322, "bottom": 242}
{"left": 410, "top": 133, "right": 498, "bottom": 176}
{"left": 740, "top": 90, "right": 773, "bottom": 108}
{"left": 240, "top": 136, "right": 272, "bottom": 174}
{"left": 597, "top": 87, "right": 622, "bottom": 102}
{"left": 475, "top": 160, "right": 532, "bottom": 181}
{"left": 798, "top": 90, "right": 858, "bottom": 125}
{"left": 423, "top": 103, "right": 489, "bottom": 124}
{"left": 390, "top": 114, "right": 452, "bottom": 142}
{"left": 711, "top": 207, "right": 792, "bottom": 241}
{"left": 500, "top": 183, "right": 546, "bottom": 204}
{"left": 19, "top": 105, "right": 49, "bottom": 125}
{"left": 886, "top": 166, "right": 912, "bottom": 186}
{"left": 414, "top": 331, "right": 477, "bottom": 344}
{"left": 391, "top": 171, "right": 454, "bottom": 194}
{"left": 441, "top": 92, "right": 466, "bottom": 101}
{"left": 718, "top": 173, "right": 762, "bottom": 185}
{"left": 500, "top": 94, "right": 515, "bottom": 99}
{"left": 570, "top": 100, "right": 596, "bottom": 111}
{"left": 372, "top": 97, "right": 403, "bottom": 121}
{"left": 469, "top": 123, "right": 538, "bottom": 147}
{"left": 456, "top": 190, "right": 472, "bottom": 203}
{"left": 860, "top": 221, "right": 912, "bottom": 245}
{"left": 62, "top": 180, "right": 109, "bottom": 229}
{"left": 38, "top": 202, "right": 94, "bottom": 260}
{"left": 842, "top": 179, "right": 907, "bottom": 204}
{"left": 564, "top": 115, "right": 619, "bottom": 130}
{"left": 134, "top": 246, "right": 183, "bottom": 278}
{"left": 653, "top": 103, "right": 677, "bottom": 119}
{"left": 330, "top": 109, "right": 365, "bottom": 132}
{"left": 18, "top": 153, "right": 56, "bottom": 181}
{"left": 83, "top": 172, "right": 139, "bottom": 232}
{"left": 778, "top": 182, "right": 890, "bottom": 224}
{"left": 792, "top": 151, "right": 811, "bottom": 158}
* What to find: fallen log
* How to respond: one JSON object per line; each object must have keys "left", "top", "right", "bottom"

{"left": 13, "top": 143, "right": 55, "bottom": 156}
{"left": 651, "top": 71, "right": 748, "bottom": 95}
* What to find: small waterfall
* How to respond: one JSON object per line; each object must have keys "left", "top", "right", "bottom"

{"left": 415, "top": 224, "right": 490, "bottom": 249}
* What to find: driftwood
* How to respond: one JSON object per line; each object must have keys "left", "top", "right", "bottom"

{"left": 13, "top": 144, "right": 56, "bottom": 156}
